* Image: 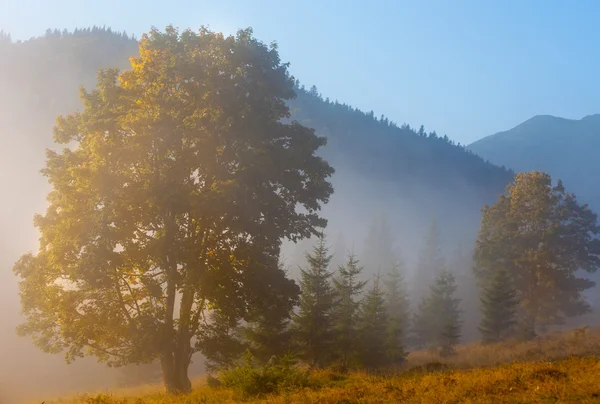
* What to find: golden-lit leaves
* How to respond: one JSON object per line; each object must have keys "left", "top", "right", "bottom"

{"left": 474, "top": 171, "right": 600, "bottom": 329}
{"left": 14, "top": 25, "right": 332, "bottom": 371}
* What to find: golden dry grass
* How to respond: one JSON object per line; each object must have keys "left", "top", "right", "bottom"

{"left": 41, "top": 326, "right": 600, "bottom": 404}
{"left": 404, "top": 325, "right": 600, "bottom": 369}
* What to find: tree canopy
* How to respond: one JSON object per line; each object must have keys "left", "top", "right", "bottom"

{"left": 12, "top": 26, "right": 333, "bottom": 394}
{"left": 474, "top": 171, "right": 600, "bottom": 336}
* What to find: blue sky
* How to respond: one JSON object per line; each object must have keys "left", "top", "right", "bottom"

{"left": 1, "top": 0, "right": 599, "bottom": 144}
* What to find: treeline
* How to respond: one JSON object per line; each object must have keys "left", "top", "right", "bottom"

{"left": 197, "top": 220, "right": 468, "bottom": 375}
{"left": 198, "top": 171, "right": 600, "bottom": 378}
{"left": 0, "top": 27, "right": 137, "bottom": 145}
{"left": 198, "top": 233, "right": 463, "bottom": 375}
{"left": 289, "top": 84, "right": 514, "bottom": 194}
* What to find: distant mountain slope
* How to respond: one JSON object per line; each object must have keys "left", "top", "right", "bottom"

{"left": 468, "top": 114, "right": 600, "bottom": 210}
{"left": 290, "top": 87, "right": 512, "bottom": 196}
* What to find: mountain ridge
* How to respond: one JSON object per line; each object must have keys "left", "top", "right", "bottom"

{"left": 470, "top": 113, "right": 600, "bottom": 148}
{"left": 468, "top": 112, "right": 600, "bottom": 216}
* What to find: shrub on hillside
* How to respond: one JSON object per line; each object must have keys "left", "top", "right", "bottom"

{"left": 220, "top": 350, "right": 310, "bottom": 398}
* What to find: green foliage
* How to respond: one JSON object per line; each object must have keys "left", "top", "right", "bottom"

{"left": 413, "top": 270, "right": 462, "bottom": 355}
{"left": 385, "top": 262, "right": 410, "bottom": 364}
{"left": 242, "top": 260, "right": 300, "bottom": 363}
{"left": 220, "top": 350, "right": 309, "bottom": 399}
{"left": 12, "top": 25, "right": 333, "bottom": 395}
{"left": 196, "top": 310, "right": 247, "bottom": 375}
{"left": 479, "top": 269, "right": 518, "bottom": 343}
{"left": 331, "top": 251, "right": 367, "bottom": 369}
{"left": 292, "top": 234, "right": 336, "bottom": 367}
{"left": 357, "top": 275, "right": 389, "bottom": 369}
{"left": 474, "top": 171, "right": 600, "bottom": 336}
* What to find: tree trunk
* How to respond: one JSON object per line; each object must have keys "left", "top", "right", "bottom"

{"left": 161, "top": 348, "right": 192, "bottom": 395}
{"left": 160, "top": 212, "right": 192, "bottom": 395}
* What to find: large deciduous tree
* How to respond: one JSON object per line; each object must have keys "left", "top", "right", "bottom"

{"left": 12, "top": 26, "right": 334, "bottom": 394}
{"left": 474, "top": 171, "right": 600, "bottom": 337}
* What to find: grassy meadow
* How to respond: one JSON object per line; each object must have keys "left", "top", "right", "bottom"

{"left": 37, "top": 326, "right": 600, "bottom": 403}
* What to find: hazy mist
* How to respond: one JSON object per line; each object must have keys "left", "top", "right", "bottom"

{"left": 1, "top": 28, "right": 599, "bottom": 403}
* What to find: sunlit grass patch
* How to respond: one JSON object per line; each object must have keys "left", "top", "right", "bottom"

{"left": 41, "top": 327, "right": 600, "bottom": 403}
{"left": 44, "top": 355, "right": 600, "bottom": 403}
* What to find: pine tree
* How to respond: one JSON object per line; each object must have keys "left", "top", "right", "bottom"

{"left": 362, "top": 212, "right": 396, "bottom": 274}
{"left": 439, "top": 313, "right": 462, "bottom": 357}
{"left": 413, "top": 218, "right": 446, "bottom": 302}
{"left": 413, "top": 270, "right": 462, "bottom": 356}
{"left": 384, "top": 262, "right": 410, "bottom": 364}
{"left": 478, "top": 269, "right": 518, "bottom": 343}
{"left": 293, "top": 234, "right": 336, "bottom": 368}
{"left": 357, "top": 275, "right": 389, "bottom": 369}
{"left": 331, "top": 251, "right": 367, "bottom": 369}
{"left": 197, "top": 310, "right": 247, "bottom": 375}
{"left": 243, "top": 310, "right": 295, "bottom": 363}
{"left": 243, "top": 259, "right": 300, "bottom": 363}
{"left": 331, "top": 232, "right": 348, "bottom": 270}
{"left": 451, "top": 242, "right": 480, "bottom": 343}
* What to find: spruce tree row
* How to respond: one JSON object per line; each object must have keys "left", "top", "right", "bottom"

{"left": 199, "top": 232, "right": 465, "bottom": 374}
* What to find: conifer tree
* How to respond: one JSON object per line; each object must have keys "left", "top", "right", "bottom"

{"left": 243, "top": 260, "right": 300, "bottom": 363}
{"left": 293, "top": 234, "right": 336, "bottom": 368}
{"left": 331, "top": 232, "right": 348, "bottom": 270}
{"left": 439, "top": 313, "right": 462, "bottom": 357}
{"left": 384, "top": 262, "right": 410, "bottom": 364}
{"left": 413, "top": 218, "right": 446, "bottom": 302}
{"left": 413, "top": 270, "right": 462, "bottom": 355}
{"left": 331, "top": 251, "right": 367, "bottom": 369}
{"left": 362, "top": 212, "right": 396, "bottom": 274}
{"left": 197, "top": 310, "right": 247, "bottom": 375}
{"left": 243, "top": 309, "right": 294, "bottom": 364}
{"left": 451, "top": 242, "right": 480, "bottom": 342}
{"left": 478, "top": 269, "right": 518, "bottom": 343}
{"left": 357, "top": 275, "right": 389, "bottom": 369}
